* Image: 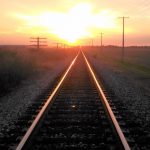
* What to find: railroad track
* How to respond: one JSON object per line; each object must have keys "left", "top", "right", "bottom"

{"left": 0, "top": 51, "right": 132, "bottom": 150}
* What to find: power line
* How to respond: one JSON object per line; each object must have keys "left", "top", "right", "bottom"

{"left": 30, "top": 37, "right": 47, "bottom": 50}
{"left": 118, "top": 16, "right": 129, "bottom": 63}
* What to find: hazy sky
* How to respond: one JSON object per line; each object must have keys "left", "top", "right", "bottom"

{"left": 0, "top": 0, "right": 150, "bottom": 45}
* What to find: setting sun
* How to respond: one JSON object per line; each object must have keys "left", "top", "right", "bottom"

{"left": 14, "top": 3, "right": 117, "bottom": 44}
{"left": 1, "top": 1, "right": 150, "bottom": 149}
{"left": 1, "top": 0, "right": 150, "bottom": 45}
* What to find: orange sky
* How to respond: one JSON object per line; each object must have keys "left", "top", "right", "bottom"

{"left": 0, "top": 0, "right": 150, "bottom": 46}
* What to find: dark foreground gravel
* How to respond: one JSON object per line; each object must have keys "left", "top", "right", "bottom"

{"left": 0, "top": 60, "right": 70, "bottom": 133}
{"left": 86, "top": 54, "right": 150, "bottom": 149}
{"left": 87, "top": 55, "right": 150, "bottom": 124}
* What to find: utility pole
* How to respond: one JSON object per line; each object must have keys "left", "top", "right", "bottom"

{"left": 99, "top": 32, "right": 104, "bottom": 50}
{"left": 30, "top": 37, "right": 47, "bottom": 50}
{"left": 118, "top": 16, "right": 129, "bottom": 63}
{"left": 63, "top": 43, "right": 67, "bottom": 49}
{"left": 100, "top": 32, "right": 104, "bottom": 47}
{"left": 56, "top": 43, "right": 59, "bottom": 48}
{"left": 63, "top": 43, "right": 65, "bottom": 49}
{"left": 53, "top": 42, "right": 62, "bottom": 48}
{"left": 91, "top": 39, "right": 94, "bottom": 47}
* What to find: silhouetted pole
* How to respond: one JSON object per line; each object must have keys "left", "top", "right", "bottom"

{"left": 54, "top": 42, "right": 62, "bottom": 48}
{"left": 91, "top": 39, "right": 94, "bottom": 47}
{"left": 100, "top": 33, "right": 103, "bottom": 47}
{"left": 63, "top": 44, "right": 66, "bottom": 49}
{"left": 118, "top": 17, "right": 129, "bottom": 63}
{"left": 100, "top": 32, "right": 104, "bottom": 50}
{"left": 37, "top": 37, "right": 39, "bottom": 49}
{"left": 56, "top": 43, "right": 59, "bottom": 48}
{"left": 30, "top": 37, "right": 47, "bottom": 50}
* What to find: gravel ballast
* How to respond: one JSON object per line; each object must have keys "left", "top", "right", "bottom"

{"left": 85, "top": 52, "right": 150, "bottom": 149}
{"left": 86, "top": 54, "right": 150, "bottom": 128}
{"left": 0, "top": 59, "right": 71, "bottom": 132}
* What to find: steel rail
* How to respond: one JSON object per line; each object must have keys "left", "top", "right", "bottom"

{"left": 16, "top": 52, "right": 79, "bottom": 150}
{"left": 82, "top": 51, "right": 131, "bottom": 150}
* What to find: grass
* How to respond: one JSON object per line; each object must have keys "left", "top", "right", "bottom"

{"left": 84, "top": 46, "right": 150, "bottom": 77}
{"left": 0, "top": 46, "right": 77, "bottom": 97}
{"left": 0, "top": 50, "right": 34, "bottom": 97}
{"left": 118, "top": 61, "right": 150, "bottom": 76}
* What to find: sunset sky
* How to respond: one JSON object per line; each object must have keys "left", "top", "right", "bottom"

{"left": 0, "top": 0, "right": 150, "bottom": 46}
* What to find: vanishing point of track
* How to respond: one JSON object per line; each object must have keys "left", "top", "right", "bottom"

{"left": 14, "top": 51, "right": 131, "bottom": 149}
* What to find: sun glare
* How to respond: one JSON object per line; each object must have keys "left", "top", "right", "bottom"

{"left": 15, "top": 3, "right": 117, "bottom": 43}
